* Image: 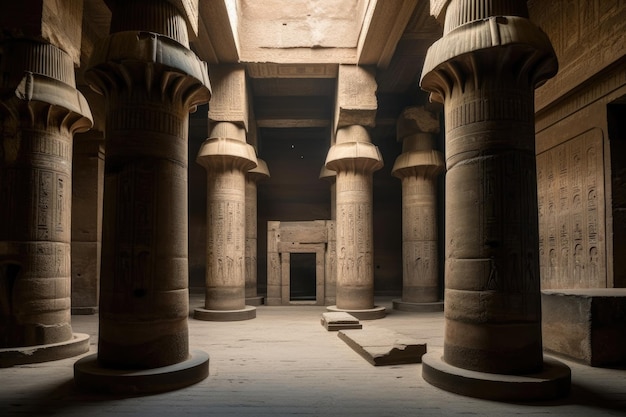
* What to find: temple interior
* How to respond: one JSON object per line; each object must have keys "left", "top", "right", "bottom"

{"left": 1, "top": 0, "right": 625, "bottom": 415}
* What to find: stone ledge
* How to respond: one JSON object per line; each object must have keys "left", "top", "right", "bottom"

{"left": 542, "top": 289, "right": 626, "bottom": 367}
{"left": 338, "top": 328, "right": 426, "bottom": 366}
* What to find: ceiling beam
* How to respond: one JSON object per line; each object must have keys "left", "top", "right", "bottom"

{"left": 357, "top": 0, "right": 418, "bottom": 68}
{"left": 194, "top": 0, "right": 239, "bottom": 64}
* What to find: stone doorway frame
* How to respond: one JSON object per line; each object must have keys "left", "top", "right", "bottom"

{"left": 266, "top": 220, "right": 336, "bottom": 306}
{"left": 281, "top": 245, "right": 325, "bottom": 305}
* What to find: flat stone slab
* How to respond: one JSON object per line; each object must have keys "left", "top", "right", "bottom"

{"left": 542, "top": 289, "right": 626, "bottom": 366}
{"left": 321, "top": 312, "right": 362, "bottom": 331}
{"left": 338, "top": 328, "right": 427, "bottom": 366}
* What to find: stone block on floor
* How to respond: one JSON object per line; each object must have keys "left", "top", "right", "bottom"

{"left": 321, "top": 312, "right": 362, "bottom": 331}
{"left": 542, "top": 289, "right": 626, "bottom": 367}
{"left": 338, "top": 328, "right": 427, "bottom": 366}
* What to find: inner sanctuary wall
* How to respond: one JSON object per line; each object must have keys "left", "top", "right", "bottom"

{"left": 529, "top": 0, "right": 626, "bottom": 289}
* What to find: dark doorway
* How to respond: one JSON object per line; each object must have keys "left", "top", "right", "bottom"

{"left": 290, "top": 253, "right": 316, "bottom": 301}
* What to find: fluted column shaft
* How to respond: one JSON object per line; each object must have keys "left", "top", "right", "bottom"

{"left": 421, "top": 0, "right": 558, "bottom": 374}
{"left": 86, "top": 0, "right": 210, "bottom": 369}
{"left": 0, "top": 40, "right": 92, "bottom": 348}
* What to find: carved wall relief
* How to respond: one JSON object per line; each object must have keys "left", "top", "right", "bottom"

{"left": 537, "top": 129, "right": 606, "bottom": 288}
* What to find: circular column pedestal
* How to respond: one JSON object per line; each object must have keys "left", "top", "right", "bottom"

{"left": 392, "top": 299, "right": 444, "bottom": 312}
{"left": 0, "top": 333, "right": 90, "bottom": 367}
{"left": 245, "top": 296, "right": 264, "bottom": 306}
{"left": 422, "top": 352, "right": 571, "bottom": 401}
{"left": 327, "top": 305, "right": 386, "bottom": 320}
{"left": 74, "top": 350, "right": 209, "bottom": 394}
{"left": 193, "top": 306, "right": 256, "bottom": 321}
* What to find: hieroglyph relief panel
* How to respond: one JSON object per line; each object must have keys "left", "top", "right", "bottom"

{"left": 537, "top": 129, "right": 606, "bottom": 288}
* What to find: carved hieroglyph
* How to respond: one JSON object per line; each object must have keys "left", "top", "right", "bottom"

{"left": 537, "top": 129, "right": 606, "bottom": 289}
{"left": 85, "top": 0, "right": 211, "bottom": 369}
{"left": 0, "top": 40, "right": 92, "bottom": 348}
{"left": 392, "top": 107, "right": 444, "bottom": 304}
{"left": 420, "top": 0, "right": 558, "bottom": 375}
{"left": 245, "top": 159, "right": 270, "bottom": 300}
{"left": 326, "top": 125, "right": 383, "bottom": 311}
{"left": 198, "top": 131, "right": 257, "bottom": 311}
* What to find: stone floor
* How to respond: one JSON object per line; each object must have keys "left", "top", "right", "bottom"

{"left": 1, "top": 294, "right": 625, "bottom": 416}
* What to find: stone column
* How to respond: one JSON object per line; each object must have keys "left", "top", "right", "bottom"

{"left": 71, "top": 130, "right": 104, "bottom": 315}
{"left": 0, "top": 3, "right": 92, "bottom": 366}
{"left": 392, "top": 107, "right": 444, "bottom": 312}
{"left": 193, "top": 65, "right": 258, "bottom": 321}
{"left": 73, "top": 0, "right": 211, "bottom": 393}
{"left": 419, "top": 0, "right": 570, "bottom": 401}
{"left": 245, "top": 159, "right": 270, "bottom": 306}
{"left": 319, "top": 167, "right": 337, "bottom": 305}
{"left": 325, "top": 65, "right": 385, "bottom": 320}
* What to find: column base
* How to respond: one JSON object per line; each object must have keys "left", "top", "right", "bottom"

{"left": 392, "top": 299, "right": 444, "bottom": 312}
{"left": 327, "top": 305, "right": 386, "bottom": 320}
{"left": 421, "top": 352, "right": 571, "bottom": 401}
{"left": 74, "top": 350, "right": 209, "bottom": 394}
{"left": 193, "top": 306, "right": 256, "bottom": 321}
{"left": 0, "top": 333, "right": 90, "bottom": 368}
{"left": 245, "top": 296, "right": 264, "bottom": 306}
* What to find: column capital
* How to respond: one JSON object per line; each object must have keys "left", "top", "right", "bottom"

{"left": 319, "top": 166, "right": 336, "bottom": 183}
{"left": 248, "top": 158, "right": 270, "bottom": 183}
{"left": 197, "top": 137, "right": 257, "bottom": 173}
{"left": 392, "top": 149, "right": 444, "bottom": 180}
{"left": 393, "top": 106, "right": 443, "bottom": 179}
{"left": 106, "top": 0, "right": 200, "bottom": 40}
{"left": 325, "top": 125, "right": 383, "bottom": 174}
{"left": 0, "top": 40, "right": 92, "bottom": 133}
{"left": 86, "top": 31, "right": 211, "bottom": 110}
{"left": 421, "top": 1, "right": 557, "bottom": 103}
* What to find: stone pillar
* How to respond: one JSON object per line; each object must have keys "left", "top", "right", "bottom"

{"left": 392, "top": 107, "right": 444, "bottom": 312}
{"left": 319, "top": 167, "right": 337, "bottom": 305}
{"left": 0, "top": 3, "right": 91, "bottom": 366}
{"left": 419, "top": 0, "right": 570, "bottom": 401}
{"left": 73, "top": 0, "right": 211, "bottom": 393}
{"left": 325, "top": 65, "right": 385, "bottom": 320}
{"left": 245, "top": 159, "right": 270, "bottom": 306}
{"left": 193, "top": 65, "right": 258, "bottom": 322}
{"left": 71, "top": 130, "right": 104, "bottom": 315}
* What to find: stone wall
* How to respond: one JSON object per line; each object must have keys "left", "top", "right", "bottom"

{"left": 531, "top": 0, "right": 626, "bottom": 289}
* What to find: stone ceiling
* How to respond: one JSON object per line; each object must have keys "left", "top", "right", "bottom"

{"left": 80, "top": 0, "right": 443, "bottom": 205}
